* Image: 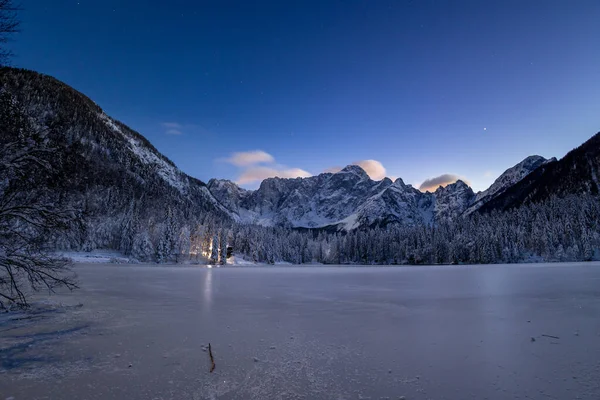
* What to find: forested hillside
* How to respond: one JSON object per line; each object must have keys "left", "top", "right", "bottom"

{"left": 0, "top": 68, "right": 230, "bottom": 261}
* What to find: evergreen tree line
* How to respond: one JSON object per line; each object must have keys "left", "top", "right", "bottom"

{"left": 66, "top": 193, "right": 600, "bottom": 265}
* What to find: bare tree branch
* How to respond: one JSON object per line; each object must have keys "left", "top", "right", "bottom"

{"left": 0, "top": 91, "right": 78, "bottom": 309}
{"left": 0, "top": 0, "right": 19, "bottom": 66}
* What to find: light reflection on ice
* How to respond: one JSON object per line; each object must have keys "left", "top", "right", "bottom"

{"left": 203, "top": 268, "right": 213, "bottom": 311}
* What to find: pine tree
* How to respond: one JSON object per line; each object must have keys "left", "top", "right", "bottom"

{"left": 210, "top": 233, "right": 219, "bottom": 265}
{"left": 132, "top": 231, "right": 154, "bottom": 262}
{"left": 176, "top": 226, "right": 191, "bottom": 263}
{"left": 219, "top": 229, "right": 228, "bottom": 265}
{"left": 119, "top": 200, "right": 137, "bottom": 255}
{"left": 164, "top": 206, "right": 178, "bottom": 259}
{"left": 555, "top": 244, "right": 565, "bottom": 261}
{"left": 582, "top": 235, "right": 593, "bottom": 261}
{"left": 155, "top": 224, "right": 170, "bottom": 264}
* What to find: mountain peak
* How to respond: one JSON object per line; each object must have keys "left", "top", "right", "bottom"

{"left": 208, "top": 178, "right": 246, "bottom": 192}
{"left": 457, "top": 180, "right": 474, "bottom": 192}
{"left": 339, "top": 165, "right": 369, "bottom": 179}
{"left": 464, "top": 154, "right": 553, "bottom": 215}
{"left": 434, "top": 179, "right": 472, "bottom": 194}
{"left": 519, "top": 155, "right": 550, "bottom": 168}
{"left": 393, "top": 177, "right": 406, "bottom": 186}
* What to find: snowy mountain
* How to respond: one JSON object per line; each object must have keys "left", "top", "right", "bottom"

{"left": 208, "top": 166, "right": 477, "bottom": 230}
{"left": 208, "top": 156, "right": 558, "bottom": 230}
{"left": 211, "top": 165, "right": 411, "bottom": 229}
{"left": 464, "top": 155, "right": 555, "bottom": 215}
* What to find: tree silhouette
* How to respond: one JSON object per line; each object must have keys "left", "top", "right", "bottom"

{"left": 0, "top": 92, "right": 78, "bottom": 309}
{"left": 0, "top": 0, "right": 19, "bottom": 66}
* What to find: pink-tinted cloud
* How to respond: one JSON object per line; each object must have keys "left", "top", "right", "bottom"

{"left": 226, "top": 150, "right": 275, "bottom": 167}
{"left": 324, "top": 160, "right": 388, "bottom": 180}
{"left": 354, "top": 159, "right": 386, "bottom": 180}
{"left": 419, "top": 174, "right": 470, "bottom": 192}
{"left": 237, "top": 166, "right": 312, "bottom": 184}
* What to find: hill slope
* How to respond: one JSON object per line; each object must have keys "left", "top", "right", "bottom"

{"left": 0, "top": 67, "right": 231, "bottom": 251}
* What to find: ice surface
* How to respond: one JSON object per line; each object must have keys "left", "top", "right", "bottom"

{"left": 2, "top": 263, "right": 600, "bottom": 399}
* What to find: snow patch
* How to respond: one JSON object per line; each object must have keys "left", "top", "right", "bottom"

{"left": 59, "top": 250, "right": 130, "bottom": 264}
{"left": 227, "top": 255, "right": 257, "bottom": 265}
{"left": 98, "top": 113, "right": 186, "bottom": 194}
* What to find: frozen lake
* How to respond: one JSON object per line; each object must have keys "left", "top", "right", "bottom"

{"left": 2, "top": 263, "right": 600, "bottom": 399}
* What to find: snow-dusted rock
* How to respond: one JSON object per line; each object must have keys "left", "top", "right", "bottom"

{"left": 433, "top": 180, "right": 475, "bottom": 221}
{"left": 209, "top": 155, "right": 554, "bottom": 230}
{"left": 209, "top": 166, "right": 475, "bottom": 230}
{"left": 465, "top": 156, "right": 554, "bottom": 215}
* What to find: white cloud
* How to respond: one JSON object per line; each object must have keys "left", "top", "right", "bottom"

{"left": 162, "top": 122, "right": 182, "bottom": 129}
{"left": 354, "top": 160, "right": 386, "bottom": 180}
{"left": 237, "top": 166, "right": 312, "bottom": 185}
{"left": 161, "top": 122, "right": 185, "bottom": 135}
{"left": 222, "top": 150, "right": 310, "bottom": 186}
{"left": 226, "top": 150, "right": 275, "bottom": 167}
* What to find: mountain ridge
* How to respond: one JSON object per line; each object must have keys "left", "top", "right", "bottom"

{"left": 207, "top": 157, "right": 549, "bottom": 230}
{"left": 478, "top": 132, "right": 600, "bottom": 212}
{"left": 2, "top": 67, "right": 595, "bottom": 234}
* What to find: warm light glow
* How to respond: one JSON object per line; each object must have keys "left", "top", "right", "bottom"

{"left": 200, "top": 238, "right": 213, "bottom": 258}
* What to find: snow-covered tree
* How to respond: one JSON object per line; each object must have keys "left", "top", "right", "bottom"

{"left": 132, "top": 231, "right": 154, "bottom": 262}
{"left": 119, "top": 201, "right": 137, "bottom": 256}
{"left": 210, "top": 233, "right": 219, "bottom": 265}
{"left": 176, "top": 226, "right": 191, "bottom": 263}
{"left": 155, "top": 224, "right": 170, "bottom": 263}
{"left": 219, "top": 229, "right": 228, "bottom": 265}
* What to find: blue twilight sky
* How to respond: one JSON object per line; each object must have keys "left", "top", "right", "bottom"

{"left": 11, "top": 0, "right": 600, "bottom": 191}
